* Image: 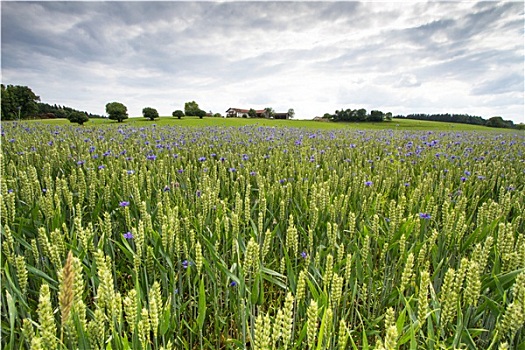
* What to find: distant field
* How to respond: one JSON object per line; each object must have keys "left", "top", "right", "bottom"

{"left": 19, "top": 116, "right": 505, "bottom": 131}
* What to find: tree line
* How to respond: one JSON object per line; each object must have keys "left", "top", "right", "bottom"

{"left": 1, "top": 84, "right": 104, "bottom": 123}
{"left": 323, "top": 108, "right": 393, "bottom": 122}
{"left": 394, "top": 113, "right": 521, "bottom": 129}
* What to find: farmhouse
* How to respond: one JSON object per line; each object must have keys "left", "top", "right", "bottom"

{"left": 225, "top": 108, "right": 265, "bottom": 118}
{"left": 225, "top": 107, "right": 291, "bottom": 119}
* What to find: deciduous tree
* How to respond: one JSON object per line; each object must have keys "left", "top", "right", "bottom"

{"left": 106, "top": 102, "right": 128, "bottom": 122}
{"left": 172, "top": 110, "right": 184, "bottom": 119}
{"left": 142, "top": 107, "right": 159, "bottom": 121}
{"left": 184, "top": 101, "right": 200, "bottom": 116}
{"left": 67, "top": 111, "right": 89, "bottom": 125}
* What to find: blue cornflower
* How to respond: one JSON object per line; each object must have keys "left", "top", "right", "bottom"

{"left": 364, "top": 181, "right": 373, "bottom": 186}
{"left": 163, "top": 185, "right": 170, "bottom": 192}
{"left": 196, "top": 190, "right": 201, "bottom": 198}
{"left": 464, "top": 170, "right": 471, "bottom": 176}
{"left": 198, "top": 156, "right": 206, "bottom": 162}
{"left": 460, "top": 176, "right": 467, "bottom": 182}
{"left": 419, "top": 213, "right": 431, "bottom": 220}
{"left": 477, "top": 175, "right": 485, "bottom": 180}
{"left": 147, "top": 154, "right": 157, "bottom": 161}
{"left": 229, "top": 281, "right": 238, "bottom": 287}
{"left": 123, "top": 232, "right": 134, "bottom": 239}
{"left": 77, "top": 160, "right": 85, "bottom": 166}
{"left": 301, "top": 251, "right": 308, "bottom": 259}
{"left": 404, "top": 183, "right": 410, "bottom": 187}
{"left": 178, "top": 169, "right": 184, "bottom": 173}
{"left": 242, "top": 154, "right": 249, "bottom": 161}
{"left": 127, "top": 170, "right": 135, "bottom": 175}
{"left": 182, "top": 260, "right": 193, "bottom": 269}
{"left": 229, "top": 168, "right": 236, "bottom": 172}
{"left": 250, "top": 171, "right": 257, "bottom": 176}
{"left": 119, "top": 201, "right": 130, "bottom": 207}
{"left": 98, "top": 165, "right": 105, "bottom": 170}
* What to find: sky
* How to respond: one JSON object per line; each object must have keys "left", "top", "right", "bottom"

{"left": 1, "top": 1, "right": 524, "bottom": 123}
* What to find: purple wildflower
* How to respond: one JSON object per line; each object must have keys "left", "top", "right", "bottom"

{"left": 123, "top": 232, "right": 134, "bottom": 239}
{"left": 147, "top": 154, "right": 157, "bottom": 161}
{"left": 419, "top": 213, "right": 431, "bottom": 220}
{"left": 229, "top": 281, "right": 238, "bottom": 287}
{"left": 198, "top": 156, "right": 206, "bottom": 162}
{"left": 364, "top": 181, "right": 373, "bottom": 187}
{"left": 301, "top": 251, "right": 308, "bottom": 259}
{"left": 98, "top": 165, "right": 105, "bottom": 170}
{"left": 119, "top": 201, "right": 130, "bottom": 207}
{"left": 77, "top": 160, "right": 85, "bottom": 166}
{"left": 460, "top": 176, "right": 467, "bottom": 182}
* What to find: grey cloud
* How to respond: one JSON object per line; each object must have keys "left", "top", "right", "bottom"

{"left": 472, "top": 74, "right": 524, "bottom": 95}
{"left": 1, "top": 1, "right": 523, "bottom": 122}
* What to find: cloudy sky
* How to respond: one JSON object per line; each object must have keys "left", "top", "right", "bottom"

{"left": 1, "top": 1, "right": 524, "bottom": 122}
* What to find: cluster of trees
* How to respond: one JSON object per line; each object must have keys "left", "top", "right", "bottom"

{"left": 395, "top": 113, "right": 519, "bottom": 129}
{"left": 323, "top": 108, "right": 392, "bottom": 122}
{"left": 1, "top": 84, "right": 101, "bottom": 125}
{"left": 172, "top": 101, "right": 222, "bottom": 119}
{"left": 37, "top": 103, "right": 104, "bottom": 119}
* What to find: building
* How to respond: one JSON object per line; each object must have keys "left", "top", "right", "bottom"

{"left": 225, "top": 108, "right": 290, "bottom": 119}
{"left": 225, "top": 108, "right": 265, "bottom": 118}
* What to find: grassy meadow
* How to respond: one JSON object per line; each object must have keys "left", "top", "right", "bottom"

{"left": 1, "top": 120, "right": 524, "bottom": 349}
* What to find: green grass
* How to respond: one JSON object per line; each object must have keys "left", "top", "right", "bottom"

{"left": 19, "top": 116, "right": 504, "bottom": 131}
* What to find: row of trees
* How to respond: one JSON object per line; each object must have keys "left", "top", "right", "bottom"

{"left": 323, "top": 108, "right": 392, "bottom": 122}
{"left": 106, "top": 101, "right": 213, "bottom": 123}
{"left": 395, "top": 113, "right": 520, "bottom": 129}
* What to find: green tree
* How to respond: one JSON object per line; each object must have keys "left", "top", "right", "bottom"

{"left": 369, "top": 110, "right": 384, "bottom": 122}
{"left": 264, "top": 107, "right": 275, "bottom": 119}
{"left": 356, "top": 108, "right": 367, "bottom": 121}
{"left": 67, "top": 111, "right": 89, "bottom": 125}
{"left": 385, "top": 112, "right": 393, "bottom": 121}
{"left": 184, "top": 101, "right": 200, "bottom": 116}
{"left": 195, "top": 109, "right": 206, "bottom": 119}
{"left": 105, "top": 102, "right": 128, "bottom": 122}
{"left": 486, "top": 116, "right": 513, "bottom": 129}
{"left": 287, "top": 108, "right": 295, "bottom": 119}
{"left": 142, "top": 107, "right": 159, "bottom": 121}
{"left": 172, "top": 110, "right": 184, "bottom": 119}
{"left": 248, "top": 108, "right": 257, "bottom": 118}
{"left": 213, "top": 113, "right": 222, "bottom": 118}
{"left": 1, "top": 84, "right": 40, "bottom": 120}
